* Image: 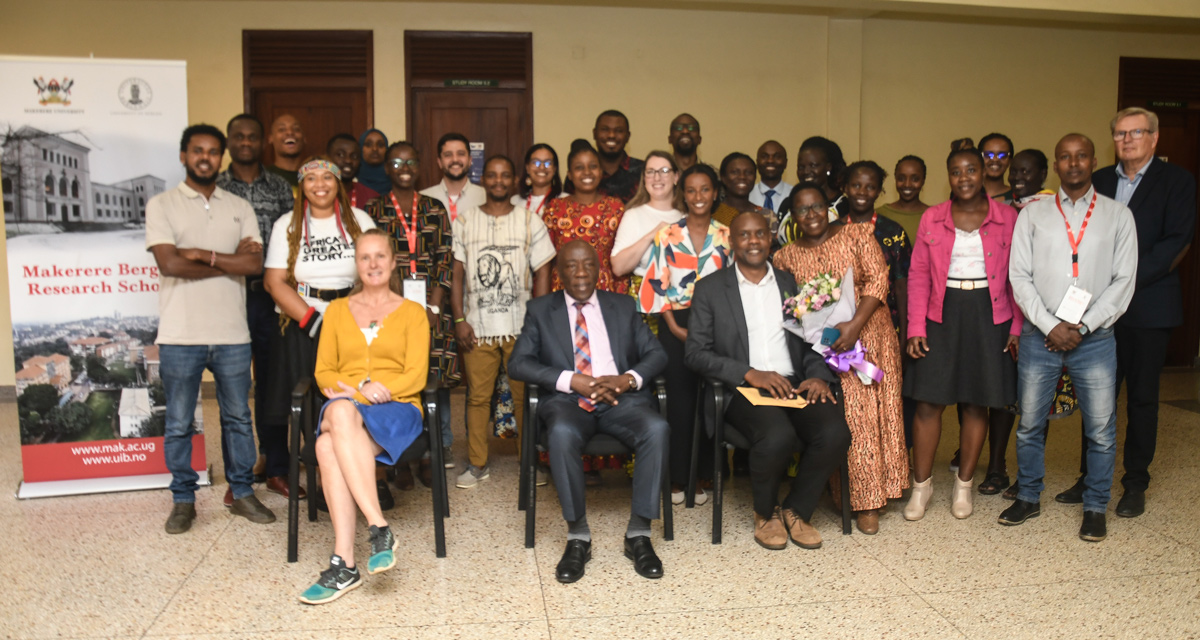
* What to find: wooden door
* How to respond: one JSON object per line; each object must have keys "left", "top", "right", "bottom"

{"left": 405, "top": 31, "right": 533, "bottom": 189}
{"left": 1118, "top": 57, "right": 1200, "bottom": 367}
{"left": 243, "top": 30, "right": 373, "bottom": 166}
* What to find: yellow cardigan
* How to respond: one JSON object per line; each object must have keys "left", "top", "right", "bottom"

{"left": 314, "top": 296, "right": 430, "bottom": 411}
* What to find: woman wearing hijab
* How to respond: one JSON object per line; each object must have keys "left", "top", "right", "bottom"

{"left": 357, "top": 129, "right": 391, "bottom": 196}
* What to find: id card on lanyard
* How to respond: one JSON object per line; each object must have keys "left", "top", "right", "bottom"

{"left": 1052, "top": 192, "right": 1096, "bottom": 324}
{"left": 389, "top": 192, "right": 428, "bottom": 307}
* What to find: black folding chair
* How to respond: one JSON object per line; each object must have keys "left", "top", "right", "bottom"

{"left": 517, "top": 377, "right": 674, "bottom": 548}
{"left": 287, "top": 375, "right": 449, "bottom": 562}
{"left": 690, "top": 380, "right": 852, "bottom": 544}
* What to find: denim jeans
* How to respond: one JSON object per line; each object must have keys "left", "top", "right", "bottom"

{"left": 1015, "top": 326, "right": 1118, "bottom": 513}
{"left": 160, "top": 343, "right": 256, "bottom": 503}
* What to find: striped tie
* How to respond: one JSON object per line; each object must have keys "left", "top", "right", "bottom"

{"left": 573, "top": 301, "right": 595, "bottom": 412}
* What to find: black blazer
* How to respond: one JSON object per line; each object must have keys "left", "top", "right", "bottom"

{"left": 1093, "top": 157, "right": 1196, "bottom": 328}
{"left": 684, "top": 265, "right": 836, "bottom": 390}
{"left": 508, "top": 290, "right": 667, "bottom": 402}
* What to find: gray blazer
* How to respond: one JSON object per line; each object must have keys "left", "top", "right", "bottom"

{"left": 508, "top": 290, "right": 667, "bottom": 402}
{"left": 685, "top": 266, "right": 837, "bottom": 432}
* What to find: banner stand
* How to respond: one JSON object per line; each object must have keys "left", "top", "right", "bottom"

{"left": 17, "top": 465, "right": 211, "bottom": 500}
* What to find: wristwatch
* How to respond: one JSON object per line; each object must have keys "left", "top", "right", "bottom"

{"left": 428, "top": 304, "right": 441, "bottom": 315}
{"left": 1078, "top": 323, "right": 1090, "bottom": 336}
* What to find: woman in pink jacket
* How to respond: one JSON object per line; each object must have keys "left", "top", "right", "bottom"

{"left": 902, "top": 147, "right": 1022, "bottom": 521}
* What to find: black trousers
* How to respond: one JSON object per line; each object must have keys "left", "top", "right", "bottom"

{"left": 724, "top": 388, "right": 851, "bottom": 520}
{"left": 246, "top": 283, "right": 287, "bottom": 478}
{"left": 657, "top": 308, "right": 711, "bottom": 486}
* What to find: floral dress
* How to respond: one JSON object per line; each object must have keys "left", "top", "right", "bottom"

{"left": 543, "top": 195, "right": 628, "bottom": 294}
{"left": 773, "top": 223, "right": 908, "bottom": 511}
{"left": 638, "top": 219, "right": 732, "bottom": 313}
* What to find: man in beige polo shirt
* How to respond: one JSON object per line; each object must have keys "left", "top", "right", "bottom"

{"left": 146, "top": 124, "right": 274, "bottom": 534}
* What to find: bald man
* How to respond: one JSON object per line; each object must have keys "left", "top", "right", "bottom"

{"left": 1003, "top": 133, "right": 1138, "bottom": 542}
{"left": 266, "top": 114, "right": 305, "bottom": 187}
{"left": 508, "top": 240, "right": 669, "bottom": 583}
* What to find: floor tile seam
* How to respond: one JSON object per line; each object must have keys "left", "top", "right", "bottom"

{"left": 909, "top": 569, "right": 1200, "bottom": 596}
{"left": 542, "top": 592, "right": 932, "bottom": 623}
{"left": 136, "top": 617, "right": 555, "bottom": 638}
{"left": 138, "top": 516, "right": 236, "bottom": 639}
{"left": 529, "top": 542, "right": 555, "bottom": 640}
{"left": 1127, "top": 516, "right": 1200, "bottom": 549}
{"left": 848, "top": 532, "right": 970, "bottom": 638}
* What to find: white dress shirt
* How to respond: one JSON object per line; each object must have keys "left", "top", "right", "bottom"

{"left": 735, "top": 263, "right": 794, "bottom": 378}
{"left": 749, "top": 180, "right": 793, "bottom": 212}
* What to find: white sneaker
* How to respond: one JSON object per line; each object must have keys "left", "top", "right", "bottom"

{"left": 694, "top": 488, "right": 709, "bottom": 506}
{"left": 456, "top": 465, "right": 490, "bottom": 489}
{"left": 671, "top": 488, "right": 685, "bottom": 505}
{"left": 536, "top": 468, "right": 549, "bottom": 487}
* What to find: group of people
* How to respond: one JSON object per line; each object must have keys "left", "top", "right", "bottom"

{"left": 145, "top": 106, "right": 1194, "bottom": 605}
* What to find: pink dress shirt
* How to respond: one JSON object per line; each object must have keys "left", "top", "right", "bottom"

{"left": 555, "top": 291, "right": 643, "bottom": 393}
{"left": 907, "top": 198, "right": 1024, "bottom": 339}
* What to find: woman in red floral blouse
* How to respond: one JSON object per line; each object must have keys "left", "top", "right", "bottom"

{"left": 544, "top": 139, "right": 628, "bottom": 294}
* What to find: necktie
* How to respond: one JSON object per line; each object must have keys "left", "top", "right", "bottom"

{"left": 573, "top": 301, "right": 595, "bottom": 412}
{"left": 764, "top": 189, "right": 776, "bottom": 211}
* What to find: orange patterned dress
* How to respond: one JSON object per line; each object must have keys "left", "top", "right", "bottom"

{"left": 543, "top": 195, "right": 629, "bottom": 294}
{"left": 773, "top": 223, "right": 908, "bottom": 511}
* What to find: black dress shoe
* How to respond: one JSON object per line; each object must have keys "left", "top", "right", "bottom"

{"left": 555, "top": 539, "right": 591, "bottom": 584}
{"left": 1055, "top": 477, "right": 1085, "bottom": 504}
{"left": 623, "top": 535, "right": 663, "bottom": 579}
{"left": 1116, "top": 489, "right": 1145, "bottom": 518}
{"left": 1079, "top": 511, "right": 1107, "bottom": 542}
{"left": 997, "top": 499, "right": 1041, "bottom": 526}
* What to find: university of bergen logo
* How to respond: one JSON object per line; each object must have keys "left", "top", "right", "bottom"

{"left": 118, "top": 77, "right": 153, "bottom": 110}
{"left": 33, "top": 76, "right": 74, "bottom": 106}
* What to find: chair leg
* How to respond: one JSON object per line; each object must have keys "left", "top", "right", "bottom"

{"left": 429, "top": 402, "right": 447, "bottom": 558}
{"left": 840, "top": 456, "right": 852, "bottom": 535}
{"left": 662, "top": 451, "right": 673, "bottom": 541}
{"left": 287, "top": 401, "right": 302, "bottom": 563}
{"left": 686, "top": 392, "right": 702, "bottom": 509}
{"left": 305, "top": 393, "right": 318, "bottom": 523}
{"left": 713, "top": 443, "right": 724, "bottom": 545}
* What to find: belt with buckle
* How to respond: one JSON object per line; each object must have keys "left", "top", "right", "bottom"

{"left": 946, "top": 278, "right": 988, "bottom": 290}
{"left": 310, "top": 286, "right": 352, "bottom": 302}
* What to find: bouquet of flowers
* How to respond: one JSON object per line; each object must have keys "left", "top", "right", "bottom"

{"left": 782, "top": 267, "right": 883, "bottom": 385}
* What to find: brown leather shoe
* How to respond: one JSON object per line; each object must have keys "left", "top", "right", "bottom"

{"left": 223, "top": 486, "right": 233, "bottom": 508}
{"left": 754, "top": 508, "right": 788, "bottom": 550}
{"left": 781, "top": 508, "right": 822, "bottom": 549}
{"left": 856, "top": 509, "right": 879, "bottom": 535}
{"left": 265, "top": 476, "right": 306, "bottom": 500}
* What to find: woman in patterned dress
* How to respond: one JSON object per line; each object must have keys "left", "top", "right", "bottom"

{"left": 368, "top": 141, "right": 458, "bottom": 488}
{"left": 543, "top": 139, "right": 628, "bottom": 294}
{"left": 639, "top": 163, "right": 732, "bottom": 506}
{"left": 772, "top": 183, "right": 907, "bottom": 534}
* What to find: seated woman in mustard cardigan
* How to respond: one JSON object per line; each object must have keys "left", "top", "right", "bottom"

{"left": 299, "top": 228, "right": 430, "bottom": 605}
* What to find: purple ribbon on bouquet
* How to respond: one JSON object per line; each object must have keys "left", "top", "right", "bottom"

{"left": 821, "top": 340, "right": 884, "bottom": 383}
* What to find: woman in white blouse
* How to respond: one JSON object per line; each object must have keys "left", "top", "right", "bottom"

{"left": 611, "top": 151, "right": 684, "bottom": 282}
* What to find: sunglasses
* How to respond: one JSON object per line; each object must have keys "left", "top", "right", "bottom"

{"left": 388, "top": 158, "right": 419, "bottom": 169}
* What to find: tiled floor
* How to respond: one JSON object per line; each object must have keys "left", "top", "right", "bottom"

{"left": 4, "top": 371, "right": 1200, "bottom": 639}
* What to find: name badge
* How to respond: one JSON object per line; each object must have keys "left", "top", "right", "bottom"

{"left": 296, "top": 282, "right": 310, "bottom": 297}
{"left": 403, "top": 277, "right": 428, "bottom": 308}
{"left": 1054, "top": 284, "right": 1092, "bottom": 325}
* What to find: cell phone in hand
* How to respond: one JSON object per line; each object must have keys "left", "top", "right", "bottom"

{"left": 821, "top": 327, "right": 841, "bottom": 346}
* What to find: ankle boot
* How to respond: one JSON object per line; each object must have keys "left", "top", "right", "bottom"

{"left": 951, "top": 475, "right": 974, "bottom": 519}
{"left": 904, "top": 477, "right": 933, "bottom": 521}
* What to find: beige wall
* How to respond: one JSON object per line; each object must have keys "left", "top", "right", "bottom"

{"left": 2, "top": 1, "right": 1199, "bottom": 384}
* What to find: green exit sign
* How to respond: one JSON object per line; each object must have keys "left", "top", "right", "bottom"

{"left": 444, "top": 79, "right": 498, "bottom": 88}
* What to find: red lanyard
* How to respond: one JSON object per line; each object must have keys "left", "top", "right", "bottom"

{"left": 446, "top": 193, "right": 458, "bottom": 222}
{"left": 302, "top": 203, "right": 348, "bottom": 249}
{"left": 350, "top": 186, "right": 356, "bottom": 209}
{"left": 1055, "top": 191, "right": 1096, "bottom": 279}
{"left": 526, "top": 193, "right": 546, "bottom": 215}
{"left": 389, "top": 191, "right": 420, "bottom": 274}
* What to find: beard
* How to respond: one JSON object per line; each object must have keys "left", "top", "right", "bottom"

{"left": 186, "top": 167, "right": 217, "bottom": 186}
{"left": 597, "top": 147, "right": 623, "bottom": 163}
{"left": 673, "top": 140, "right": 696, "bottom": 155}
{"left": 444, "top": 165, "right": 469, "bottom": 181}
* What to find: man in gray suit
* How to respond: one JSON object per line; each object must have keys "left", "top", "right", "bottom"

{"left": 509, "top": 240, "right": 669, "bottom": 584}
{"left": 686, "top": 211, "right": 850, "bottom": 551}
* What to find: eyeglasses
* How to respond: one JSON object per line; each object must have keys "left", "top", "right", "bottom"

{"left": 529, "top": 159, "right": 554, "bottom": 169}
{"left": 644, "top": 167, "right": 674, "bottom": 177}
{"left": 1113, "top": 128, "right": 1152, "bottom": 140}
{"left": 982, "top": 151, "right": 1010, "bottom": 160}
{"left": 794, "top": 204, "right": 829, "bottom": 216}
{"left": 672, "top": 124, "right": 698, "bottom": 133}
{"left": 388, "top": 158, "right": 419, "bottom": 169}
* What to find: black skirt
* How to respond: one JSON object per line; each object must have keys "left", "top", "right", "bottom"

{"left": 903, "top": 287, "right": 1016, "bottom": 408}
{"left": 262, "top": 319, "right": 321, "bottom": 428}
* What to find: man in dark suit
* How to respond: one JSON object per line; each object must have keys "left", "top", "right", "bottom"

{"left": 685, "top": 211, "right": 850, "bottom": 550}
{"left": 509, "top": 240, "right": 669, "bottom": 583}
{"left": 1059, "top": 108, "right": 1196, "bottom": 517}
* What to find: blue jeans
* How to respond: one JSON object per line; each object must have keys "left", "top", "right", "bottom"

{"left": 1016, "top": 326, "right": 1118, "bottom": 513}
{"left": 160, "top": 343, "right": 256, "bottom": 503}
